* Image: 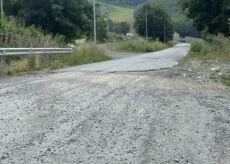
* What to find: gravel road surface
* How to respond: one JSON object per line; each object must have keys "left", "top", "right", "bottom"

{"left": 0, "top": 44, "right": 230, "bottom": 164}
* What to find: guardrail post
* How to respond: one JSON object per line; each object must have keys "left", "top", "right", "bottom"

{"left": 35, "top": 53, "right": 40, "bottom": 69}
{"left": 0, "top": 56, "right": 4, "bottom": 74}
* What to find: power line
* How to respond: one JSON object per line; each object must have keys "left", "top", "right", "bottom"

{"left": 164, "top": 17, "right": 166, "bottom": 43}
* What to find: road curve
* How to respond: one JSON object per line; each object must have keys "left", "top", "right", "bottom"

{"left": 0, "top": 44, "right": 230, "bottom": 164}
{"left": 58, "top": 43, "right": 190, "bottom": 73}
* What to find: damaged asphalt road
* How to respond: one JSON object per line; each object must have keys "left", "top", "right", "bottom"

{"left": 0, "top": 44, "right": 230, "bottom": 164}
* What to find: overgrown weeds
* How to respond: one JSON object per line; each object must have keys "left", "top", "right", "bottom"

{"left": 51, "top": 44, "right": 111, "bottom": 68}
{"left": 0, "top": 17, "right": 64, "bottom": 48}
{"left": 221, "top": 77, "right": 230, "bottom": 87}
{"left": 0, "top": 44, "right": 111, "bottom": 76}
{"left": 183, "top": 34, "right": 230, "bottom": 62}
{"left": 181, "top": 34, "right": 230, "bottom": 87}
{"left": 111, "top": 38, "right": 176, "bottom": 52}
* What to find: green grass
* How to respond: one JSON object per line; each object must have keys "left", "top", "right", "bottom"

{"left": 99, "top": 2, "right": 134, "bottom": 32}
{"left": 221, "top": 77, "right": 230, "bottom": 87}
{"left": 100, "top": 3, "right": 134, "bottom": 23}
{"left": 109, "top": 5, "right": 134, "bottom": 23}
{"left": 180, "top": 35, "right": 230, "bottom": 87}
{"left": 183, "top": 35, "right": 230, "bottom": 62}
{"left": 110, "top": 38, "right": 176, "bottom": 53}
{"left": 56, "top": 44, "right": 111, "bottom": 67}
{"left": 0, "top": 44, "right": 111, "bottom": 76}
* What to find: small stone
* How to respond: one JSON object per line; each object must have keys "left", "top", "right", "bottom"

{"left": 173, "top": 159, "right": 180, "bottom": 163}
{"left": 1, "top": 153, "right": 9, "bottom": 160}
{"left": 210, "top": 67, "right": 220, "bottom": 71}
{"left": 1, "top": 155, "right": 6, "bottom": 160}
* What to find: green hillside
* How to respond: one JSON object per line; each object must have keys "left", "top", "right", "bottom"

{"left": 99, "top": 0, "right": 184, "bottom": 23}
{"left": 99, "top": 3, "right": 134, "bottom": 23}
{"left": 98, "top": 0, "right": 180, "bottom": 12}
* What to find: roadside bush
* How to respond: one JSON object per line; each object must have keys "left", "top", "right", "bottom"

{"left": 0, "top": 18, "right": 64, "bottom": 48}
{"left": 221, "top": 77, "right": 230, "bottom": 87}
{"left": 112, "top": 38, "right": 176, "bottom": 52}
{"left": 0, "top": 43, "right": 111, "bottom": 75}
{"left": 187, "top": 34, "right": 230, "bottom": 61}
{"left": 59, "top": 44, "right": 112, "bottom": 67}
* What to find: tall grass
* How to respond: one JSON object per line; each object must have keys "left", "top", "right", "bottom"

{"left": 0, "top": 44, "right": 111, "bottom": 76}
{"left": 0, "top": 17, "right": 64, "bottom": 48}
{"left": 51, "top": 44, "right": 112, "bottom": 68}
{"left": 112, "top": 38, "right": 176, "bottom": 52}
{"left": 185, "top": 34, "right": 230, "bottom": 61}
{"left": 182, "top": 34, "right": 230, "bottom": 87}
{"left": 221, "top": 77, "right": 230, "bottom": 87}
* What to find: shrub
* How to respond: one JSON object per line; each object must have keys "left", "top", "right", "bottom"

{"left": 60, "top": 44, "right": 112, "bottom": 67}
{"left": 187, "top": 34, "right": 230, "bottom": 61}
{"left": 0, "top": 17, "right": 64, "bottom": 48}
{"left": 112, "top": 38, "right": 175, "bottom": 52}
{"left": 0, "top": 43, "right": 111, "bottom": 75}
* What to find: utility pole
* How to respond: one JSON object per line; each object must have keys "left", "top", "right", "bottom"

{"left": 228, "top": 18, "right": 230, "bottom": 33}
{"left": 164, "top": 17, "right": 166, "bottom": 43}
{"left": 93, "top": 0, "right": 97, "bottom": 44}
{"left": 1, "top": 0, "right": 3, "bottom": 20}
{"left": 145, "top": 8, "right": 148, "bottom": 42}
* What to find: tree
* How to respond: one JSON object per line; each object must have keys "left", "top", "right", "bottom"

{"left": 179, "top": 0, "right": 230, "bottom": 36}
{"left": 5, "top": 0, "right": 107, "bottom": 41}
{"left": 108, "top": 20, "right": 130, "bottom": 35}
{"left": 229, "top": 18, "right": 230, "bottom": 32}
{"left": 175, "top": 21, "right": 200, "bottom": 37}
{"left": 3, "top": 0, "right": 17, "bottom": 16}
{"left": 134, "top": 2, "right": 174, "bottom": 42}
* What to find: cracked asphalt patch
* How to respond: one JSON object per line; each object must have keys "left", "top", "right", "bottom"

{"left": 0, "top": 44, "right": 230, "bottom": 164}
{"left": 56, "top": 43, "right": 191, "bottom": 73}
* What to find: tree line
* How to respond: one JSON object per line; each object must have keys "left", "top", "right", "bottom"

{"left": 2, "top": 0, "right": 230, "bottom": 43}
{"left": 179, "top": 0, "right": 230, "bottom": 36}
{"left": 4, "top": 0, "right": 107, "bottom": 41}
{"left": 134, "top": 0, "right": 230, "bottom": 41}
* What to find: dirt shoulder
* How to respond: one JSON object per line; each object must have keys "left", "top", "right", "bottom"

{"left": 180, "top": 59, "right": 230, "bottom": 89}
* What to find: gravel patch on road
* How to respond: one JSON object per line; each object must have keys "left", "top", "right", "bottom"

{"left": 0, "top": 68, "right": 229, "bottom": 164}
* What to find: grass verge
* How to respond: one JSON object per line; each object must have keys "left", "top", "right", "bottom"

{"left": 182, "top": 35, "right": 230, "bottom": 63}
{"left": 180, "top": 34, "right": 230, "bottom": 87}
{"left": 110, "top": 38, "right": 176, "bottom": 53}
{"left": 221, "top": 77, "right": 230, "bottom": 87}
{"left": 0, "top": 44, "right": 111, "bottom": 76}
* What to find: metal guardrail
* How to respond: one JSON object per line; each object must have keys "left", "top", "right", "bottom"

{"left": 0, "top": 48, "right": 73, "bottom": 56}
